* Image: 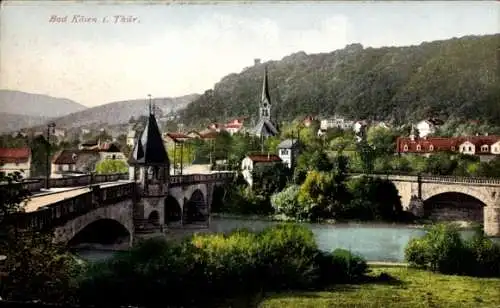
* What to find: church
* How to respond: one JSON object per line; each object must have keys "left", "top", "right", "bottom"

{"left": 252, "top": 66, "right": 279, "bottom": 138}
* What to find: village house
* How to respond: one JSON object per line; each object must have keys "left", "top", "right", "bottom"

{"left": 277, "top": 139, "right": 300, "bottom": 169}
{"left": 396, "top": 134, "right": 500, "bottom": 162}
{"left": 0, "top": 147, "right": 32, "bottom": 179}
{"left": 319, "top": 116, "right": 354, "bottom": 132}
{"left": 241, "top": 153, "right": 282, "bottom": 186}
{"left": 52, "top": 142, "right": 126, "bottom": 177}
{"left": 415, "top": 118, "right": 444, "bottom": 138}
{"left": 303, "top": 115, "right": 316, "bottom": 128}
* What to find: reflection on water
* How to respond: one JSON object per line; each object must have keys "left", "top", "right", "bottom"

{"left": 75, "top": 218, "right": 497, "bottom": 263}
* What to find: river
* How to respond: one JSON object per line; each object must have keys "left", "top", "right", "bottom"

{"left": 75, "top": 217, "right": 490, "bottom": 263}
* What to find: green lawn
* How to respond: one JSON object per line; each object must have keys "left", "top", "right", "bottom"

{"left": 259, "top": 266, "right": 500, "bottom": 308}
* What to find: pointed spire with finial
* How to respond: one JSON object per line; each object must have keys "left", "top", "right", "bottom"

{"left": 261, "top": 65, "right": 271, "bottom": 106}
{"left": 148, "top": 94, "right": 152, "bottom": 115}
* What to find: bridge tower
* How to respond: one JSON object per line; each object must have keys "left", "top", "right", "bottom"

{"left": 128, "top": 97, "right": 170, "bottom": 235}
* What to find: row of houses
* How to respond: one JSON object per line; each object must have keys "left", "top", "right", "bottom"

{"left": 0, "top": 140, "right": 127, "bottom": 179}
{"left": 396, "top": 134, "right": 500, "bottom": 162}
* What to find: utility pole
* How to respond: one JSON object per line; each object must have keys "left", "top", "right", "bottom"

{"left": 45, "top": 122, "right": 56, "bottom": 189}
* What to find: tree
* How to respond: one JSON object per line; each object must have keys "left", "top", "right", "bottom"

{"left": 271, "top": 185, "right": 307, "bottom": 219}
{"left": 95, "top": 159, "right": 128, "bottom": 174}
{"left": 355, "top": 140, "right": 376, "bottom": 173}
{"left": 297, "top": 170, "right": 351, "bottom": 220}
{"left": 366, "top": 126, "right": 398, "bottom": 156}
{"left": 0, "top": 172, "right": 80, "bottom": 304}
{"left": 346, "top": 176, "right": 403, "bottom": 221}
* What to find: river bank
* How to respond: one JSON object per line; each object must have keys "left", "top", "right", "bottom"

{"left": 211, "top": 212, "right": 480, "bottom": 230}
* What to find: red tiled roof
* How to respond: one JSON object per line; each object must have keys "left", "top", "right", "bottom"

{"left": 199, "top": 130, "right": 218, "bottom": 139}
{"left": 164, "top": 132, "right": 192, "bottom": 143}
{"left": 0, "top": 147, "right": 31, "bottom": 164}
{"left": 396, "top": 136, "right": 500, "bottom": 153}
{"left": 225, "top": 123, "right": 243, "bottom": 129}
{"left": 246, "top": 154, "right": 282, "bottom": 163}
{"left": 52, "top": 150, "right": 78, "bottom": 165}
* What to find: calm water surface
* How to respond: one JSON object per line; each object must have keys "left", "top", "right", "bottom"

{"left": 76, "top": 218, "right": 492, "bottom": 263}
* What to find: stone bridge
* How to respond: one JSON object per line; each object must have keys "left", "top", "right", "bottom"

{"left": 13, "top": 172, "right": 235, "bottom": 246}
{"left": 365, "top": 174, "right": 500, "bottom": 237}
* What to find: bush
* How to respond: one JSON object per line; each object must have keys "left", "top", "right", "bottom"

{"left": 78, "top": 224, "right": 366, "bottom": 307}
{"left": 315, "top": 249, "right": 368, "bottom": 285}
{"left": 404, "top": 223, "right": 500, "bottom": 277}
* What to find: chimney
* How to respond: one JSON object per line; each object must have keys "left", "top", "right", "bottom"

{"left": 485, "top": 132, "right": 489, "bottom": 136}
{"left": 267, "top": 152, "right": 270, "bottom": 160}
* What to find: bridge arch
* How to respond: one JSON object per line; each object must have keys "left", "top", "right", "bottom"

{"left": 422, "top": 185, "right": 492, "bottom": 207}
{"left": 423, "top": 191, "right": 487, "bottom": 223}
{"left": 184, "top": 189, "right": 207, "bottom": 224}
{"left": 67, "top": 218, "right": 131, "bottom": 247}
{"left": 164, "top": 195, "right": 182, "bottom": 224}
{"left": 148, "top": 210, "right": 160, "bottom": 226}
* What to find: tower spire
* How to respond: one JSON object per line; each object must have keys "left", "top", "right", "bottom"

{"left": 259, "top": 66, "right": 271, "bottom": 121}
{"left": 261, "top": 65, "right": 271, "bottom": 105}
{"left": 148, "top": 94, "right": 152, "bottom": 115}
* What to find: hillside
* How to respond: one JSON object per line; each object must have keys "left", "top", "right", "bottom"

{"left": 0, "top": 90, "right": 86, "bottom": 118}
{"left": 0, "top": 112, "right": 53, "bottom": 133}
{"left": 49, "top": 94, "right": 200, "bottom": 129}
{"left": 179, "top": 34, "right": 500, "bottom": 128}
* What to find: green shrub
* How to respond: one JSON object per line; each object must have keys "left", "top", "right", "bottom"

{"left": 315, "top": 249, "right": 368, "bottom": 284}
{"left": 404, "top": 223, "right": 500, "bottom": 277}
{"left": 466, "top": 230, "right": 500, "bottom": 277}
{"left": 78, "top": 224, "right": 368, "bottom": 306}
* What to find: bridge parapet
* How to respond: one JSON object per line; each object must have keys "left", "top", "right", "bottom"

{"left": 419, "top": 175, "right": 500, "bottom": 185}
{"left": 353, "top": 173, "right": 500, "bottom": 186}
{"left": 169, "top": 172, "right": 235, "bottom": 187}
{"left": 0, "top": 173, "right": 129, "bottom": 193}
{"left": 12, "top": 182, "right": 135, "bottom": 231}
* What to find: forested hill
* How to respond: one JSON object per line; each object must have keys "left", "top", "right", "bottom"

{"left": 180, "top": 34, "right": 500, "bottom": 128}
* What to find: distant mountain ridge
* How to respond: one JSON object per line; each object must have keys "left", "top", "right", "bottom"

{"left": 0, "top": 112, "right": 53, "bottom": 133}
{"left": 0, "top": 90, "right": 87, "bottom": 118}
{"left": 48, "top": 94, "right": 200, "bottom": 129}
{"left": 0, "top": 90, "right": 200, "bottom": 132}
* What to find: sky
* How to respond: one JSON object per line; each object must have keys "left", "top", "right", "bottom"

{"left": 0, "top": 1, "right": 498, "bottom": 107}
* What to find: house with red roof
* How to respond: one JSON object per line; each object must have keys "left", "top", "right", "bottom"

{"left": 396, "top": 134, "right": 500, "bottom": 162}
{"left": 0, "top": 147, "right": 32, "bottom": 179}
{"left": 241, "top": 153, "right": 282, "bottom": 186}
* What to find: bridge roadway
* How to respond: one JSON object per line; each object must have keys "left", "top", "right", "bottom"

{"left": 24, "top": 181, "right": 132, "bottom": 213}
{"left": 23, "top": 167, "right": 224, "bottom": 214}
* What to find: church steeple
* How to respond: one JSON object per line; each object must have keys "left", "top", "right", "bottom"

{"left": 260, "top": 66, "right": 271, "bottom": 121}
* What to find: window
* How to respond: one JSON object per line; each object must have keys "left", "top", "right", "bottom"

{"left": 468, "top": 146, "right": 472, "bottom": 152}
{"left": 416, "top": 144, "right": 421, "bottom": 151}
{"left": 281, "top": 149, "right": 289, "bottom": 155}
{"left": 403, "top": 144, "right": 408, "bottom": 152}
{"left": 429, "top": 145, "right": 434, "bottom": 151}
{"left": 495, "top": 147, "right": 499, "bottom": 153}
{"left": 451, "top": 146, "right": 455, "bottom": 151}
{"left": 112, "top": 154, "right": 116, "bottom": 159}
{"left": 481, "top": 145, "right": 489, "bottom": 152}
{"left": 58, "top": 165, "right": 62, "bottom": 171}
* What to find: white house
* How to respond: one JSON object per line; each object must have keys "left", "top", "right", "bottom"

{"left": 0, "top": 147, "right": 31, "bottom": 179}
{"left": 459, "top": 140, "right": 476, "bottom": 155}
{"left": 491, "top": 140, "right": 500, "bottom": 155}
{"left": 415, "top": 118, "right": 443, "bottom": 138}
{"left": 241, "top": 153, "right": 282, "bottom": 186}
{"left": 127, "top": 129, "right": 136, "bottom": 147}
{"left": 320, "top": 116, "right": 354, "bottom": 131}
{"left": 277, "top": 139, "right": 300, "bottom": 169}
